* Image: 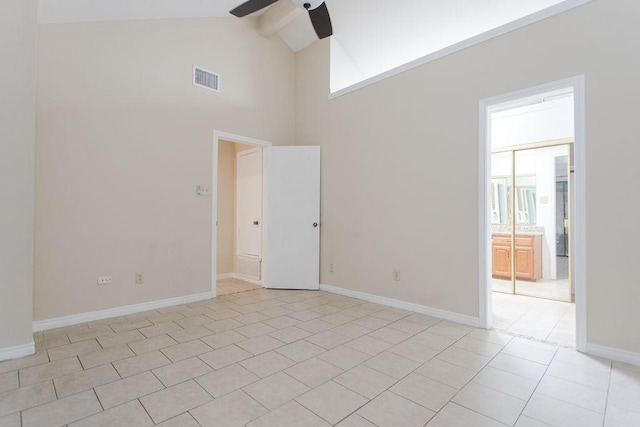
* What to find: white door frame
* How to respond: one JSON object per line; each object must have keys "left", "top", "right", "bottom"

{"left": 212, "top": 131, "right": 272, "bottom": 297}
{"left": 478, "top": 75, "right": 587, "bottom": 352}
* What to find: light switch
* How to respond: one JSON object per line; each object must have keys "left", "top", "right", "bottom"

{"left": 539, "top": 195, "right": 549, "bottom": 204}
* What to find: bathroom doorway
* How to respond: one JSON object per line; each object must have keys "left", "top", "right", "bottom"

{"left": 479, "top": 77, "right": 586, "bottom": 350}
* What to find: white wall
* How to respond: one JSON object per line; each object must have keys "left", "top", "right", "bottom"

{"left": 0, "top": 0, "right": 38, "bottom": 357}
{"left": 35, "top": 17, "right": 295, "bottom": 321}
{"left": 296, "top": 0, "right": 640, "bottom": 353}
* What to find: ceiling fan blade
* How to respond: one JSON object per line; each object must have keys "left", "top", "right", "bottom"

{"left": 230, "top": 0, "right": 279, "bottom": 17}
{"left": 308, "top": 2, "right": 333, "bottom": 39}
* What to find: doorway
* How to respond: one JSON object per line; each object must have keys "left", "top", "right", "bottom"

{"left": 479, "top": 76, "right": 587, "bottom": 351}
{"left": 216, "top": 140, "right": 264, "bottom": 296}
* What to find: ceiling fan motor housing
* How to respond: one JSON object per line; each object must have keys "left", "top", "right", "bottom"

{"left": 293, "top": 0, "right": 323, "bottom": 10}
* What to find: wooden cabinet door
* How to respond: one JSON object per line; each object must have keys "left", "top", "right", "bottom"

{"left": 492, "top": 245, "right": 511, "bottom": 279}
{"left": 514, "top": 246, "right": 534, "bottom": 280}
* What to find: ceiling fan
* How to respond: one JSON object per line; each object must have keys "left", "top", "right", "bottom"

{"left": 230, "top": 0, "right": 333, "bottom": 39}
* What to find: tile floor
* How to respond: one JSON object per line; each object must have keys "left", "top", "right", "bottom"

{"left": 1, "top": 288, "right": 638, "bottom": 427}
{"left": 492, "top": 292, "right": 575, "bottom": 348}
{"left": 217, "top": 278, "right": 262, "bottom": 296}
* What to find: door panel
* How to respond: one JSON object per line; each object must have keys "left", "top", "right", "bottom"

{"left": 265, "top": 146, "right": 320, "bottom": 290}
{"left": 236, "top": 148, "right": 263, "bottom": 257}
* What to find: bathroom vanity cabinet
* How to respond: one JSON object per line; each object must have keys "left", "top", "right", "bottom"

{"left": 492, "top": 234, "right": 542, "bottom": 281}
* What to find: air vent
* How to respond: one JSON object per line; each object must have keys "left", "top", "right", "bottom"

{"left": 193, "top": 66, "right": 220, "bottom": 92}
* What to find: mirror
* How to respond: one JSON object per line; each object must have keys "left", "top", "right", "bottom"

{"left": 491, "top": 176, "right": 536, "bottom": 225}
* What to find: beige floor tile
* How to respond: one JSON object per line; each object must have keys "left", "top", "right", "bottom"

{"left": 289, "top": 310, "right": 321, "bottom": 322}
{"left": 467, "top": 329, "right": 513, "bottom": 345}
{"left": 388, "top": 340, "right": 440, "bottom": 363}
{"left": 546, "top": 358, "right": 610, "bottom": 390}
{"left": 66, "top": 327, "right": 115, "bottom": 344}
{"left": 335, "top": 414, "right": 377, "bottom": 426}
{"left": 604, "top": 405, "right": 640, "bottom": 427}
{"left": 370, "top": 310, "right": 410, "bottom": 323}
{"left": 244, "top": 372, "right": 310, "bottom": 410}
{"left": 386, "top": 319, "right": 429, "bottom": 335}
{"left": 606, "top": 383, "right": 640, "bottom": 414}
{"left": 155, "top": 413, "right": 200, "bottom": 427}
{"left": 335, "top": 365, "right": 396, "bottom": 399}
{"left": 425, "top": 402, "right": 504, "bottom": 427}
{"left": 160, "top": 339, "right": 212, "bottom": 362}
{"left": 235, "top": 312, "right": 270, "bottom": 325}
{"left": 139, "top": 321, "right": 183, "bottom": 338}
{"left": 320, "top": 313, "right": 357, "bottom": 326}
{"left": 357, "top": 390, "right": 435, "bottom": 427}
{"left": 47, "top": 339, "right": 102, "bottom": 361}
{"left": 473, "top": 365, "right": 538, "bottom": 400}
{"left": 109, "top": 318, "right": 153, "bottom": 333}
{"left": 0, "top": 372, "right": 18, "bottom": 394}
{"left": 0, "top": 412, "right": 20, "bottom": 427}
{"left": 190, "top": 390, "right": 267, "bottom": 427}
{"left": 247, "top": 400, "right": 330, "bottom": 427}
{"left": 69, "top": 400, "right": 153, "bottom": 427}
{"left": 22, "top": 389, "right": 102, "bottom": 427}
{"left": 488, "top": 353, "right": 547, "bottom": 380}
{"left": 78, "top": 345, "right": 134, "bottom": 369}
{"left": 240, "top": 351, "right": 296, "bottom": 378}
{"left": 175, "top": 315, "right": 215, "bottom": 329}
{"left": 0, "top": 351, "right": 49, "bottom": 375}
{"left": 453, "top": 382, "right": 526, "bottom": 425}
{"left": 611, "top": 365, "right": 640, "bottom": 390}
{"left": 260, "top": 306, "right": 293, "bottom": 318}
{"left": 502, "top": 340, "right": 557, "bottom": 365}
{"left": 95, "top": 371, "right": 161, "bottom": 410}
{"left": 414, "top": 358, "right": 477, "bottom": 389}
{"left": 199, "top": 345, "right": 253, "bottom": 370}
{"left": 523, "top": 393, "right": 603, "bottom": 427}
{"left": 536, "top": 375, "right": 607, "bottom": 413}
{"left": 202, "top": 318, "right": 244, "bottom": 333}
{"left": 409, "top": 331, "right": 457, "bottom": 351}
{"left": 236, "top": 322, "right": 278, "bottom": 338}
{"left": 269, "top": 326, "right": 312, "bottom": 343}
{"left": 276, "top": 340, "right": 326, "bottom": 362}
{"left": 296, "top": 381, "right": 368, "bottom": 424}
{"left": 285, "top": 357, "right": 344, "bottom": 388}
{"left": 345, "top": 335, "right": 392, "bottom": 356}
{"left": 331, "top": 323, "right": 373, "bottom": 339}
{"left": 367, "top": 327, "right": 412, "bottom": 345}
{"left": 318, "top": 345, "right": 370, "bottom": 370}
{"left": 19, "top": 356, "right": 83, "bottom": 386}
{"left": 364, "top": 351, "right": 420, "bottom": 380}
{"left": 97, "top": 330, "right": 145, "bottom": 348}
{"left": 352, "top": 316, "right": 392, "bottom": 330}
{"left": 436, "top": 347, "right": 491, "bottom": 371}
{"left": 140, "top": 379, "right": 212, "bottom": 424}
{"left": 391, "top": 372, "right": 458, "bottom": 412}
{"left": 236, "top": 335, "right": 285, "bottom": 355}
{"left": 112, "top": 350, "right": 170, "bottom": 377}
{"left": 262, "top": 316, "right": 301, "bottom": 329}
{"left": 297, "top": 319, "right": 335, "bottom": 334}
{"left": 200, "top": 330, "right": 247, "bottom": 349}
{"left": 196, "top": 363, "right": 259, "bottom": 398}
{"left": 35, "top": 333, "right": 71, "bottom": 351}
{"left": 168, "top": 325, "right": 213, "bottom": 343}
{"left": 0, "top": 381, "right": 56, "bottom": 418}
{"left": 54, "top": 363, "right": 120, "bottom": 398}
{"left": 515, "top": 415, "right": 552, "bottom": 427}
{"left": 454, "top": 336, "right": 504, "bottom": 358}
{"left": 153, "top": 357, "right": 212, "bottom": 387}
{"left": 306, "top": 330, "right": 353, "bottom": 350}
{"left": 127, "top": 334, "right": 178, "bottom": 355}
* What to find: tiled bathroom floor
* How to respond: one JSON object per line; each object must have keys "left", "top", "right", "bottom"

{"left": 217, "top": 278, "right": 262, "bottom": 296}
{"left": 1, "top": 288, "right": 638, "bottom": 426}
{"left": 492, "top": 292, "right": 576, "bottom": 347}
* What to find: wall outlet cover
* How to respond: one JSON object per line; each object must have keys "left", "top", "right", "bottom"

{"left": 98, "top": 276, "right": 112, "bottom": 285}
{"left": 135, "top": 272, "right": 144, "bottom": 284}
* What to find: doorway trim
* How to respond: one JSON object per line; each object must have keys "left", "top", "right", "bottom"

{"left": 212, "top": 131, "right": 272, "bottom": 297}
{"left": 478, "top": 75, "right": 587, "bottom": 352}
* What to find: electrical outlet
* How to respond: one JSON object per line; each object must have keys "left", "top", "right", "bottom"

{"left": 135, "top": 272, "right": 144, "bottom": 284}
{"left": 329, "top": 264, "right": 334, "bottom": 273}
{"left": 196, "top": 185, "right": 210, "bottom": 196}
{"left": 393, "top": 270, "right": 400, "bottom": 282}
{"left": 98, "top": 275, "right": 112, "bottom": 285}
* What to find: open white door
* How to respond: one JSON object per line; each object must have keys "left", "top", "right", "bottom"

{"left": 265, "top": 146, "right": 320, "bottom": 290}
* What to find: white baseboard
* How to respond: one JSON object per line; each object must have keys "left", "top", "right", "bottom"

{"left": 216, "top": 273, "right": 234, "bottom": 280}
{"left": 320, "top": 284, "right": 480, "bottom": 328}
{"left": 33, "top": 291, "right": 215, "bottom": 332}
{"left": 0, "top": 340, "right": 35, "bottom": 362}
{"left": 587, "top": 343, "right": 640, "bottom": 367}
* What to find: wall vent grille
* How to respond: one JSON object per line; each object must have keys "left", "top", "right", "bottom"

{"left": 237, "top": 255, "right": 261, "bottom": 280}
{"left": 193, "top": 66, "right": 220, "bottom": 92}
